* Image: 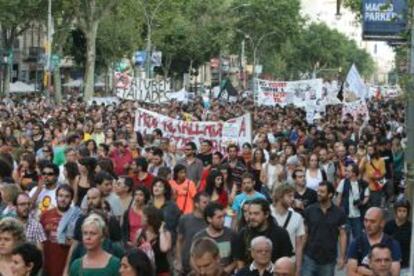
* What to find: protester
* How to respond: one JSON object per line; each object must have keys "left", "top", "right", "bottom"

{"left": 176, "top": 192, "right": 210, "bottom": 275}
{"left": 336, "top": 163, "right": 369, "bottom": 241}
{"left": 368, "top": 244, "right": 393, "bottom": 276}
{"left": 232, "top": 173, "right": 266, "bottom": 218}
{"left": 189, "top": 237, "right": 228, "bottom": 276}
{"left": 0, "top": 217, "right": 26, "bottom": 275}
{"left": 169, "top": 164, "right": 197, "bottom": 214}
{"left": 204, "top": 170, "right": 229, "bottom": 207}
{"left": 275, "top": 257, "right": 295, "bottom": 276}
{"left": 136, "top": 205, "right": 172, "bottom": 276}
{"left": 14, "top": 192, "right": 46, "bottom": 247}
{"left": 29, "top": 162, "right": 59, "bottom": 217}
{"left": 11, "top": 242, "right": 43, "bottom": 276}
{"left": 130, "top": 157, "right": 154, "bottom": 190}
{"left": 271, "top": 184, "right": 305, "bottom": 273}
{"left": 384, "top": 198, "right": 411, "bottom": 271}
{"left": 301, "top": 181, "right": 347, "bottom": 276}
{"left": 121, "top": 186, "right": 150, "bottom": 246}
{"left": 292, "top": 169, "right": 317, "bottom": 214}
{"left": 193, "top": 202, "right": 236, "bottom": 273}
{"left": 120, "top": 248, "right": 155, "bottom": 276}
{"left": 347, "top": 207, "right": 401, "bottom": 276}
{"left": 233, "top": 198, "right": 293, "bottom": 269}
{"left": 69, "top": 213, "right": 121, "bottom": 275}
{"left": 235, "top": 236, "right": 274, "bottom": 276}
{"left": 149, "top": 177, "right": 181, "bottom": 237}
{"left": 114, "top": 175, "right": 134, "bottom": 213}
{"left": 40, "top": 184, "right": 81, "bottom": 276}
{"left": 177, "top": 142, "right": 204, "bottom": 185}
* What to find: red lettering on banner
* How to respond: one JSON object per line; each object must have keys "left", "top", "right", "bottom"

{"left": 239, "top": 118, "right": 246, "bottom": 136}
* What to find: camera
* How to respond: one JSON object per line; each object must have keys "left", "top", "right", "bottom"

{"left": 353, "top": 199, "right": 362, "bottom": 208}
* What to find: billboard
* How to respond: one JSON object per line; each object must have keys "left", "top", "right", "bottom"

{"left": 362, "top": 0, "right": 407, "bottom": 41}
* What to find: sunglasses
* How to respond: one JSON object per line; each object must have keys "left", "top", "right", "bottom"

{"left": 42, "top": 172, "right": 55, "bottom": 176}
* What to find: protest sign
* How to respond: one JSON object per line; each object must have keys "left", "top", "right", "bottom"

{"left": 116, "top": 78, "right": 172, "bottom": 103}
{"left": 255, "top": 78, "right": 323, "bottom": 107}
{"left": 342, "top": 99, "right": 370, "bottom": 121}
{"left": 343, "top": 64, "right": 368, "bottom": 101}
{"left": 87, "top": 97, "right": 120, "bottom": 106}
{"left": 134, "top": 108, "right": 252, "bottom": 151}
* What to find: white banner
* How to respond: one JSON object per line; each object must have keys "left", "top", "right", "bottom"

{"left": 88, "top": 97, "right": 120, "bottom": 106}
{"left": 343, "top": 64, "right": 368, "bottom": 101}
{"left": 256, "top": 78, "right": 323, "bottom": 107}
{"left": 342, "top": 99, "right": 370, "bottom": 121}
{"left": 134, "top": 108, "right": 252, "bottom": 152}
{"left": 116, "top": 78, "right": 173, "bottom": 103}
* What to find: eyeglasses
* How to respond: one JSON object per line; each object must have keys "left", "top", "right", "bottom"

{"left": 42, "top": 172, "right": 55, "bottom": 176}
{"left": 296, "top": 175, "right": 305, "bottom": 178}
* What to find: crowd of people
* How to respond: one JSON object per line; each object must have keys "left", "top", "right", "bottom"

{"left": 0, "top": 94, "right": 410, "bottom": 276}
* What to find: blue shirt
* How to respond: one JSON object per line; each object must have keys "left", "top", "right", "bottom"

{"left": 232, "top": 192, "right": 266, "bottom": 218}
{"left": 347, "top": 233, "right": 401, "bottom": 266}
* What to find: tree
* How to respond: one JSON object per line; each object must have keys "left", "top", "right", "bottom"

{"left": 0, "top": 0, "right": 45, "bottom": 96}
{"left": 263, "top": 23, "right": 375, "bottom": 79}
{"left": 72, "top": 0, "right": 119, "bottom": 101}
{"left": 231, "top": 0, "right": 302, "bottom": 76}
{"left": 51, "top": 0, "right": 76, "bottom": 103}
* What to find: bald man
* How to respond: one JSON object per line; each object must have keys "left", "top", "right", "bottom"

{"left": 274, "top": 257, "right": 294, "bottom": 276}
{"left": 346, "top": 207, "right": 401, "bottom": 276}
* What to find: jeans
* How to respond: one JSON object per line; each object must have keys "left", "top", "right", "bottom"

{"left": 301, "top": 255, "right": 335, "bottom": 276}
{"left": 347, "top": 217, "right": 363, "bottom": 240}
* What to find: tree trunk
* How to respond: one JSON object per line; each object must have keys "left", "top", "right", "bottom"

{"left": 3, "top": 63, "right": 11, "bottom": 97}
{"left": 53, "top": 66, "right": 62, "bottom": 103}
{"left": 83, "top": 22, "right": 99, "bottom": 101}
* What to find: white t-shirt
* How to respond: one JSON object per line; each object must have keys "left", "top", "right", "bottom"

{"left": 337, "top": 179, "right": 369, "bottom": 218}
{"left": 29, "top": 186, "right": 57, "bottom": 218}
{"left": 305, "top": 169, "right": 323, "bottom": 191}
{"left": 262, "top": 163, "right": 283, "bottom": 191}
{"left": 271, "top": 206, "right": 305, "bottom": 252}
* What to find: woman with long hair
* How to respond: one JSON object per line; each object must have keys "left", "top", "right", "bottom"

{"left": 96, "top": 158, "right": 117, "bottom": 179}
{"left": 64, "top": 161, "right": 80, "bottom": 189}
{"left": 85, "top": 139, "right": 98, "bottom": 158}
{"left": 13, "top": 152, "right": 38, "bottom": 191}
{"left": 204, "top": 170, "right": 228, "bottom": 207}
{"left": 250, "top": 148, "right": 266, "bottom": 192}
{"left": 76, "top": 157, "right": 97, "bottom": 205}
{"left": 218, "top": 164, "right": 237, "bottom": 205}
{"left": 121, "top": 186, "right": 150, "bottom": 247}
{"left": 305, "top": 153, "right": 326, "bottom": 191}
{"left": 69, "top": 214, "right": 120, "bottom": 275}
{"left": 120, "top": 248, "right": 154, "bottom": 276}
{"left": 169, "top": 164, "right": 197, "bottom": 214}
{"left": 136, "top": 206, "right": 172, "bottom": 276}
{"left": 363, "top": 144, "right": 386, "bottom": 207}
{"left": 149, "top": 178, "right": 181, "bottom": 238}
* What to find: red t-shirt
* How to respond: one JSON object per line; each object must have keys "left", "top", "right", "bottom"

{"left": 128, "top": 208, "right": 143, "bottom": 242}
{"left": 132, "top": 173, "right": 154, "bottom": 191}
{"left": 40, "top": 208, "right": 70, "bottom": 276}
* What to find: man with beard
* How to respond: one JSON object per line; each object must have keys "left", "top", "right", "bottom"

{"left": 301, "top": 181, "right": 347, "bottom": 276}
{"left": 178, "top": 142, "right": 204, "bottom": 185}
{"left": 271, "top": 184, "right": 305, "bottom": 275}
{"left": 232, "top": 173, "right": 266, "bottom": 218}
{"left": 29, "top": 162, "right": 59, "bottom": 218}
{"left": 233, "top": 198, "right": 293, "bottom": 270}
{"left": 319, "top": 148, "right": 336, "bottom": 184}
{"left": 40, "top": 184, "right": 81, "bottom": 276}
{"left": 15, "top": 192, "right": 46, "bottom": 248}
{"left": 193, "top": 202, "right": 236, "bottom": 274}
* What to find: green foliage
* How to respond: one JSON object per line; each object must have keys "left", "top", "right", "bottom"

{"left": 264, "top": 23, "right": 375, "bottom": 79}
